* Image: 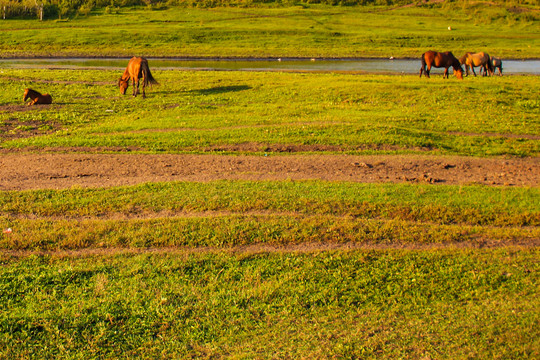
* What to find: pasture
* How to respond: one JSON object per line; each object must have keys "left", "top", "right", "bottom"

{"left": 1, "top": 65, "right": 539, "bottom": 359}
{"left": 0, "top": 4, "right": 539, "bottom": 59}
{"left": 1, "top": 3, "right": 539, "bottom": 358}
{"left": 1, "top": 69, "right": 539, "bottom": 156}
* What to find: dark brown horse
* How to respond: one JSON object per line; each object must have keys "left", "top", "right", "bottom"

{"left": 23, "top": 88, "right": 52, "bottom": 106}
{"left": 487, "top": 56, "right": 503, "bottom": 76}
{"left": 419, "top": 51, "right": 464, "bottom": 80}
{"left": 118, "top": 57, "right": 158, "bottom": 98}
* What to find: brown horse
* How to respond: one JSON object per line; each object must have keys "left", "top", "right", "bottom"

{"left": 23, "top": 88, "right": 52, "bottom": 106}
{"left": 118, "top": 57, "right": 158, "bottom": 98}
{"left": 419, "top": 51, "right": 464, "bottom": 79}
{"left": 459, "top": 52, "right": 492, "bottom": 77}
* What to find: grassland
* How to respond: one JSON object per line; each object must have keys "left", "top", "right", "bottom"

{"left": 0, "top": 4, "right": 539, "bottom": 59}
{"left": 1, "top": 3, "right": 539, "bottom": 358}
{"left": 1, "top": 249, "right": 538, "bottom": 359}
{"left": 1, "top": 69, "right": 539, "bottom": 156}
{"left": 1, "top": 65, "right": 538, "bottom": 358}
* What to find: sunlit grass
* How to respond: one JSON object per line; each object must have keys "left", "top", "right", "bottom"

{"left": 0, "top": 181, "right": 538, "bottom": 250}
{"left": 1, "top": 69, "right": 539, "bottom": 156}
{"left": 0, "top": 5, "right": 538, "bottom": 58}
{"left": 1, "top": 249, "right": 538, "bottom": 358}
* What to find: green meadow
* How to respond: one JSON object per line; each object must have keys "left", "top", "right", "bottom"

{"left": 1, "top": 249, "right": 538, "bottom": 359}
{"left": 1, "top": 69, "right": 539, "bottom": 156}
{"left": 1, "top": 67, "right": 538, "bottom": 358}
{"left": 1, "top": 2, "right": 539, "bottom": 358}
{"left": 0, "top": 4, "right": 538, "bottom": 58}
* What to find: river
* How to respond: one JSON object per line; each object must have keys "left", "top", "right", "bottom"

{"left": 1, "top": 58, "right": 539, "bottom": 75}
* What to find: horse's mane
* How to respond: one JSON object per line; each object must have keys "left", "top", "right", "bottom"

{"left": 24, "top": 88, "right": 42, "bottom": 101}
{"left": 459, "top": 52, "right": 471, "bottom": 64}
{"left": 25, "top": 88, "right": 41, "bottom": 96}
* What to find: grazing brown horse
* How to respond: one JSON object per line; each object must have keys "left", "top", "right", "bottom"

{"left": 23, "top": 88, "right": 52, "bottom": 106}
{"left": 419, "top": 51, "right": 464, "bottom": 79}
{"left": 118, "top": 57, "right": 158, "bottom": 98}
{"left": 459, "top": 52, "right": 492, "bottom": 77}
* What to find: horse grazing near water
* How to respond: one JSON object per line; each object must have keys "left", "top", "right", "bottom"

{"left": 118, "top": 57, "right": 158, "bottom": 98}
{"left": 459, "top": 52, "right": 492, "bottom": 77}
{"left": 23, "top": 88, "right": 52, "bottom": 106}
{"left": 419, "top": 51, "right": 464, "bottom": 79}
{"left": 487, "top": 56, "right": 503, "bottom": 76}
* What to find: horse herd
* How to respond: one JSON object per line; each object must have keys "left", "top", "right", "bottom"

{"left": 22, "top": 53, "right": 503, "bottom": 105}
{"left": 419, "top": 50, "right": 503, "bottom": 80}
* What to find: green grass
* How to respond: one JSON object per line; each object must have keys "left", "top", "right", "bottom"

{"left": 0, "top": 4, "right": 538, "bottom": 58}
{"left": 0, "top": 181, "right": 538, "bottom": 250}
{"left": 1, "top": 6, "right": 539, "bottom": 355}
{"left": 2, "top": 69, "right": 539, "bottom": 156}
{"left": 1, "top": 249, "right": 538, "bottom": 359}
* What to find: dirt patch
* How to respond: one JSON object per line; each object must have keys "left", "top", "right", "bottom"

{"left": 2, "top": 239, "right": 538, "bottom": 260}
{"left": 0, "top": 104, "right": 36, "bottom": 113}
{"left": 0, "top": 108, "right": 61, "bottom": 141}
{"left": 0, "top": 153, "right": 538, "bottom": 191}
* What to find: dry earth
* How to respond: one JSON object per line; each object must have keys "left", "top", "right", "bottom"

{"left": 0, "top": 152, "right": 539, "bottom": 190}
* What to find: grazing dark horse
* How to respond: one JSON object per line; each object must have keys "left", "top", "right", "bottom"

{"left": 419, "top": 51, "right": 464, "bottom": 79}
{"left": 23, "top": 88, "right": 52, "bottom": 106}
{"left": 459, "top": 52, "right": 492, "bottom": 77}
{"left": 487, "top": 56, "right": 503, "bottom": 76}
{"left": 118, "top": 57, "right": 158, "bottom": 98}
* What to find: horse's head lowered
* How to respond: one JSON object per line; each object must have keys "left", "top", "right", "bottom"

{"left": 452, "top": 59, "right": 464, "bottom": 80}
{"left": 118, "top": 78, "right": 129, "bottom": 95}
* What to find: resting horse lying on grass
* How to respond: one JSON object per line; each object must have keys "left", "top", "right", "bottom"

{"left": 23, "top": 88, "right": 52, "bottom": 106}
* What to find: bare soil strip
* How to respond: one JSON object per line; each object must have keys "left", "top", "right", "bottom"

{"left": 0, "top": 153, "right": 538, "bottom": 191}
{"left": 1, "top": 240, "right": 538, "bottom": 260}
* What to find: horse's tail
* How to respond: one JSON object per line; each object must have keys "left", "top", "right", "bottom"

{"left": 141, "top": 62, "right": 158, "bottom": 88}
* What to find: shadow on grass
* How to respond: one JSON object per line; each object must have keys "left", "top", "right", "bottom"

{"left": 189, "top": 85, "right": 252, "bottom": 95}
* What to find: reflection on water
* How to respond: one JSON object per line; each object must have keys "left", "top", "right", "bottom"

{"left": 1, "top": 58, "right": 539, "bottom": 74}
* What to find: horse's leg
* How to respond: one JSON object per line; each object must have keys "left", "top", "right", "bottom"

{"left": 471, "top": 65, "right": 477, "bottom": 77}
{"left": 419, "top": 64, "right": 426, "bottom": 77}
{"left": 443, "top": 67, "right": 448, "bottom": 79}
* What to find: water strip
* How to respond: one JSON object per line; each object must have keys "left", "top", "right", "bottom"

{"left": 0, "top": 58, "right": 538, "bottom": 74}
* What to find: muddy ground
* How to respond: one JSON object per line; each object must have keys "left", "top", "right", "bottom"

{"left": 0, "top": 152, "right": 538, "bottom": 191}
